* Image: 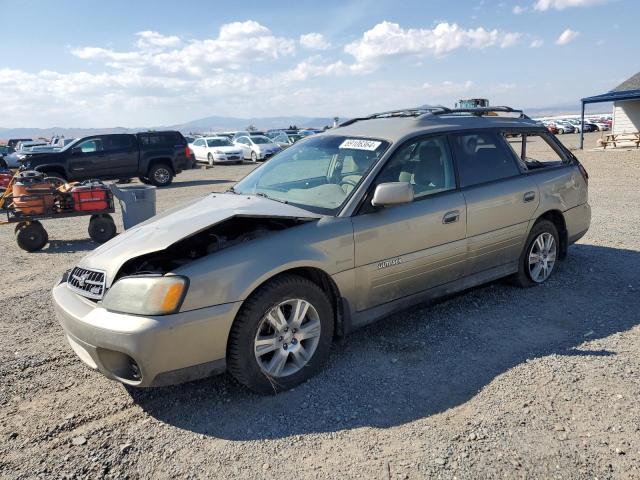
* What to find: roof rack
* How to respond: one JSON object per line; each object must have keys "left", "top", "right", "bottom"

{"left": 339, "top": 106, "right": 446, "bottom": 127}
{"left": 421, "top": 106, "right": 531, "bottom": 119}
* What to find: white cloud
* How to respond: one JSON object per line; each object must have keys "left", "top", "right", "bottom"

{"left": 534, "top": 0, "right": 608, "bottom": 11}
{"left": 135, "top": 31, "right": 182, "bottom": 50}
{"left": 513, "top": 5, "right": 528, "bottom": 14}
{"left": 299, "top": 33, "right": 331, "bottom": 50}
{"left": 530, "top": 38, "right": 545, "bottom": 47}
{"left": 72, "top": 20, "right": 296, "bottom": 76}
{"left": 344, "top": 21, "right": 522, "bottom": 72}
{"left": 556, "top": 28, "right": 580, "bottom": 45}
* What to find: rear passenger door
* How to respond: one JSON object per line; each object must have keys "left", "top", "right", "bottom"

{"left": 101, "top": 135, "right": 138, "bottom": 177}
{"left": 450, "top": 131, "right": 539, "bottom": 276}
{"left": 192, "top": 138, "right": 206, "bottom": 161}
{"left": 352, "top": 135, "right": 467, "bottom": 311}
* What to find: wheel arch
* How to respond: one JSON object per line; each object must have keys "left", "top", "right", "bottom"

{"left": 535, "top": 209, "right": 568, "bottom": 259}
{"left": 35, "top": 165, "right": 67, "bottom": 179}
{"left": 147, "top": 157, "right": 175, "bottom": 174}
{"left": 233, "top": 266, "right": 347, "bottom": 341}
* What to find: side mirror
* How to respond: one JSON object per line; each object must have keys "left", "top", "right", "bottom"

{"left": 371, "top": 182, "right": 414, "bottom": 207}
{"left": 71, "top": 147, "right": 82, "bottom": 156}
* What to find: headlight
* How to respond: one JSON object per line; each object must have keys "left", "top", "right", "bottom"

{"left": 213, "top": 150, "right": 224, "bottom": 154}
{"left": 102, "top": 276, "right": 188, "bottom": 316}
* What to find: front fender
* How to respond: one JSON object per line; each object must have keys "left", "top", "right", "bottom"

{"left": 176, "top": 217, "right": 354, "bottom": 312}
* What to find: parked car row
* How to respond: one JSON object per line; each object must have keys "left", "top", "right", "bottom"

{"left": 539, "top": 116, "right": 612, "bottom": 135}
{"left": 185, "top": 127, "right": 322, "bottom": 165}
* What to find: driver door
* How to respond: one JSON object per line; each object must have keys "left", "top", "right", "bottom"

{"left": 68, "top": 137, "right": 106, "bottom": 178}
{"left": 351, "top": 135, "right": 467, "bottom": 311}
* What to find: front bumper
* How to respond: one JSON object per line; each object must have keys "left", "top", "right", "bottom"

{"left": 213, "top": 154, "right": 243, "bottom": 163}
{"left": 52, "top": 281, "right": 242, "bottom": 387}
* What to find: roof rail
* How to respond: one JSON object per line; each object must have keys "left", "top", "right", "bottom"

{"left": 421, "top": 106, "right": 531, "bottom": 119}
{"left": 339, "top": 106, "right": 447, "bottom": 127}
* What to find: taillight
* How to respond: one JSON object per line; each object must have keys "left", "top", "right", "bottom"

{"left": 185, "top": 146, "right": 192, "bottom": 157}
{"left": 577, "top": 162, "right": 588, "bottom": 186}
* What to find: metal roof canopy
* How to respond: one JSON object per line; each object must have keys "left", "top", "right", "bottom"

{"left": 579, "top": 88, "right": 640, "bottom": 148}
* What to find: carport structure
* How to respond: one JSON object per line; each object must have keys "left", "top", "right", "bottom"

{"left": 580, "top": 72, "right": 640, "bottom": 149}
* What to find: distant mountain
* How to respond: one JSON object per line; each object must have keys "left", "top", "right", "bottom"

{"left": 170, "top": 115, "right": 339, "bottom": 133}
{"left": 0, "top": 103, "right": 613, "bottom": 141}
{"left": 0, "top": 115, "right": 340, "bottom": 141}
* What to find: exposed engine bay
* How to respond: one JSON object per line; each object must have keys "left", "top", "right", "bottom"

{"left": 116, "top": 216, "right": 311, "bottom": 279}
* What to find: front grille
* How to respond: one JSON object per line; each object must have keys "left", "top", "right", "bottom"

{"left": 68, "top": 266, "right": 106, "bottom": 299}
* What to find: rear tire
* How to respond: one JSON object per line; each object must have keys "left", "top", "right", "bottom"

{"left": 511, "top": 219, "right": 559, "bottom": 288}
{"left": 227, "top": 274, "right": 334, "bottom": 394}
{"left": 15, "top": 221, "right": 48, "bottom": 252}
{"left": 88, "top": 214, "right": 117, "bottom": 243}
{"left": 148, "top": 163, "right": 173, "bottom": 187}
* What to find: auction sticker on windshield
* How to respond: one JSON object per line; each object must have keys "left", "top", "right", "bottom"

{"left": 339, "top": 139, "right": 382, "bottom": 151}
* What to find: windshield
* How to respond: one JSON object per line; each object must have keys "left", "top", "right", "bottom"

{"left": 250, "top": 136, "right": 271, "bottom": 144}
{"left": 207, "top": 138, "right": 232, "bottom": 147}
{"left": 234, "top": 135, "right": 390, "bottom": 215}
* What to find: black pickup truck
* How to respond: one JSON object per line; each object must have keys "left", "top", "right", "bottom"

{"left": 21, "top": 131, "right": 193, "bottom": 187}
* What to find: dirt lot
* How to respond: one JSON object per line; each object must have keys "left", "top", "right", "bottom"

{"left": 1, "top": 132, "right": 639, "bottom": 479}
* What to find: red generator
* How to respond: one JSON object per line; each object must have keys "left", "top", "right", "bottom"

{"left": 71, "top": 182, "right": 111, "bottom": 212}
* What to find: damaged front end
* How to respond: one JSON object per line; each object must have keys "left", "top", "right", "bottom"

{"left": 115, "top": 216, "right": 311, "bottom": 280}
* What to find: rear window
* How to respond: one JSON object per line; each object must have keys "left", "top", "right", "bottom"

{"left": 450, "top": 132, "right": 520, "bottom": 187}
{"left": 138, "top": 132, "right": 184, "bottom": 146}
{"left": 503, "top": 132, "right": 569, "bottom": 171}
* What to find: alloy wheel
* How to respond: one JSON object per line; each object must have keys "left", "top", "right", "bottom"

{"left": 154, "top": 167, "right": 171, "bottom": 184}
{"left": 254, "top": 298, "right": 321, "bottom": 378}
{"left": 528, "top": 232, "right": 557, "bottom": 283}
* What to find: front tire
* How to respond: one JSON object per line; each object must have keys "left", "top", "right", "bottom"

{"left": 207, "top": 153, "right": 214, "bottom": 166}
{"left": 512, "top": 219, "right": 559, "bottom": 287}
{"left": 148, "top": 163, "right": 174, "bottom": 187}
{"left": 227, "top": 274, "right": 334, "bottom": 394}
{"left": 251, "top": 151, "right": 258, "bottom": 163}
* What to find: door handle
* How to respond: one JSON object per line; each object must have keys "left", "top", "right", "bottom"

{"left": 523, "top": 191, "right": 536, "bottom": 203}
{"left": 442, "top": 210, "right": 460, "bottom": 224}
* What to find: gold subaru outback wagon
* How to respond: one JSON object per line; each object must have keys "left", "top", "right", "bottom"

{"left": 53, "top": 106, "right": 591, "bottom": 393}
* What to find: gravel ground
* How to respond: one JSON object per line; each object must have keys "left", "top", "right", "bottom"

{"left": 1, "top": 132, "right": 639, "bottom": 479}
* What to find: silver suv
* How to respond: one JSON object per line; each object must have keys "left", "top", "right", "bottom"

{"left": 53, "top": 107, "right": 591, "bottom": 393}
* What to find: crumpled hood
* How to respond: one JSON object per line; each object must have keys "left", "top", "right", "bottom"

{"left": 79, "top": 193, "right": 321, "bottom": 285}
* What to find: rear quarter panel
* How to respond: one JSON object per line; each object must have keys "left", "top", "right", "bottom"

{"left": 530, "top": 165, "right": 585, "bottom": 215}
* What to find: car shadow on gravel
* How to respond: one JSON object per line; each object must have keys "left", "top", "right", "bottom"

{"left": 128, "top": 243, "right": 640, "bottom": 441}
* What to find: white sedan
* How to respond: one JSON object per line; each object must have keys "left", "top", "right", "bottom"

{"left": 190, "top": 137, "right": 244, "bottom": 165}
{"left": 233, "top": 135, "right": 282, "bottom": 162}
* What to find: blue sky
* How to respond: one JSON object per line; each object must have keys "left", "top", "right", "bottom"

{"left": 0, "top": 0, "right": 637, "bottom": 127}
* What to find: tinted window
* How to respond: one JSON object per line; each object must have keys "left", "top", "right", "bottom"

{"left": 374, "top": 135, "right": 456, "bottom": 199}
{"left": 103, "top": 135, "right": 133, "bottom": 151}
{"left": 193, "top": 139, "right": 205, "bottom": 146}
{"left": 139, "top": 132, "right": 183, "bottom": 146}
{"left": 451, "top": 132, "right": 520, "bottom": 187}
{"left": 503, "top": 132, "right": 568, "bottom": 171}
{"left": 207, "top": 138, "right": 232, "bottom": 147}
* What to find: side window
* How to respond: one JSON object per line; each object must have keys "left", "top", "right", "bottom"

{"left": 77, "top": 138, "right": 103, "bottom": 153}
{"left": 194, "top": 139, "right": 204, "bottom": 147}
{"left": 103, "top": 135, "right": 133, "bottom": 151}
{"left": 503, "top": 132, "right": 568, "bottom": 171}
{"left": 373, "top": 135, "right": 456, "bottom": 199}
{"left": 450, "top": 132, "right": 520, "bottom": 187}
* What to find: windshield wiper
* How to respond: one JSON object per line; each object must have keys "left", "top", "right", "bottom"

{"left": 255, "top": 192, "right": 288, "bottom": 204}
{"left": 225, "top": 186, "right": 238, "bottom": 194}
